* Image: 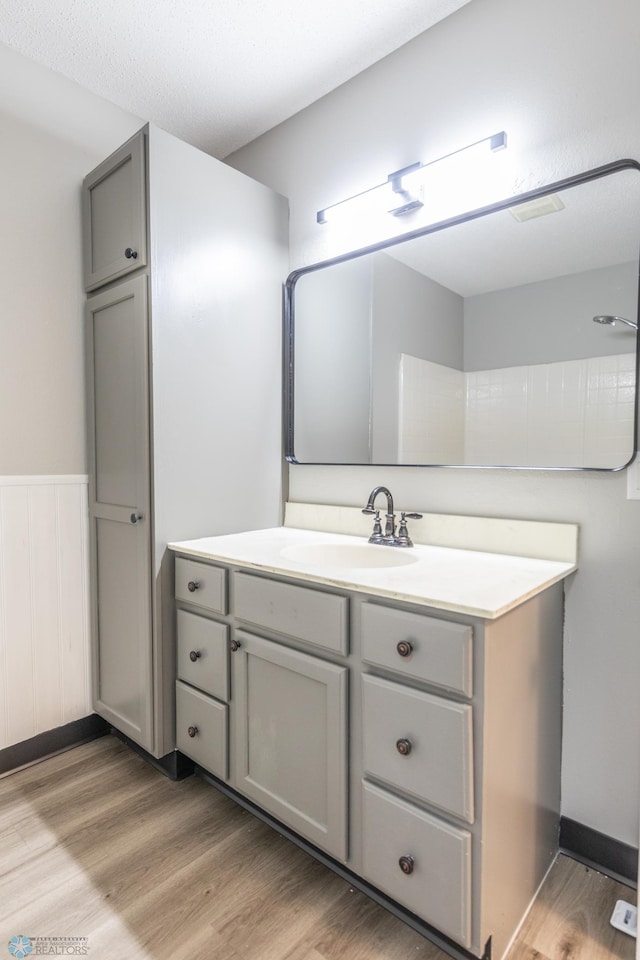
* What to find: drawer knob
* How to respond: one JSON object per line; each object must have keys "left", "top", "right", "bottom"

{"left": 396, "top": 738, "right": 413, "bottom": 756}
{"left": 187, "top": 725, "right": 199, "bottom": 738}
{"left": 189, "top": 650, "right": 201, "bottom": 662}
{"left": 124, "top": 247, "right": 138, "bottom": 260}
{"left": 230, "top": 639, "right": 241, "bottom": 652}
{"left": 187, "top": 580, "right": 200, "bottom": 593}
{"left": 398, "top": 855, "right": 415, "bottom": 875}
{"left": 396, "top": 640, "right": 413, "bottom": 658}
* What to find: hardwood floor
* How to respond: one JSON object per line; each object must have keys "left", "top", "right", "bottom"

{"left": 0, "top": 736, "right": 635, "bottom": 960}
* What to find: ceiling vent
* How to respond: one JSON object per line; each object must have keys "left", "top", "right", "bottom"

{"left": 509, "top": 193, "right": 565, "bottom": 222}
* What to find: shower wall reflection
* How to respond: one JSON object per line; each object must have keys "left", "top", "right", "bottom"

{"left": 399, "top": 351, "right": 635, "bottom": 468}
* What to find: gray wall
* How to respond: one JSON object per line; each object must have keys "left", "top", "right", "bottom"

{"left": 228, "top": 0, "right": 640, "bottom": 846}
{"left": 371, "top": 253, "right": 463, "bottom": 460}
{"left": 464, "top": 262, "right": 638, "bottom": 371}
{"left": 0, "top": 42, "right": 142, "bottom": 475}
{"left": 294, "top": 257, "right": 373, "bottom": 462}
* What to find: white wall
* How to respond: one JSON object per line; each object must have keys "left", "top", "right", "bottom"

{"left": 0, "top": 43, "right": 141, "bottom": 746}
{"left": 228, "top": 0, "right": 640, "bottom": 846}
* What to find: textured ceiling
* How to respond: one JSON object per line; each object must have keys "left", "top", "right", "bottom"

{"left": 0, "top": 0, "right": 471, "bottom": 158}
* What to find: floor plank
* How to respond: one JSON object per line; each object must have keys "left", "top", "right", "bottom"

{"left": 509, "top": 855, "right": 636, "bottom": 960}
{"left": 0, "top": 736, "right": 635, "bottom": 960}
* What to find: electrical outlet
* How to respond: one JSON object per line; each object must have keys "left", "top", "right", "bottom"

{"left": 626, "top": 454, "right": 640, "bottom": 500}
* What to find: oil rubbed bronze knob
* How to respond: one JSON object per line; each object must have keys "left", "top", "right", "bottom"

{"left": 187, "top": 725, "right": 198, "bottom": 738}
{"left": 230, "top": 639, "right": 241, "bottom": 652}
{"left": 396, "top": 738, "right": 413, "bottom": 756}
{"left": 187, "top": 580, "right": 200, "bottom": 593}
{"left": 189, "top": 650, "right": 201, "bottom": 662}
{"left": 396, "top": 640, "right": 413, "bottom": 658}
{"left": 398, "top": 855, "right": 415, "bottom": 875}
{"left": 124, "top": 247, "right": 138, "bottom": 259}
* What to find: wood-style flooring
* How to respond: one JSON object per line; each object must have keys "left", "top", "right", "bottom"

{"left": 0, "top": 736, "right": 636, "bottom": 960}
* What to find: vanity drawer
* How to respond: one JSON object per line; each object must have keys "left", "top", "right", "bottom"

{"left": 175, "top": 557, "right": 227, "bottom": 614}
{"left": 177, "top": 610, "right": 229, "bottom": 701}
{"left": 362, "top": 674, "right": 474, "bottom": 822}
{"left": 233, "top": 571, "right": 348, "bottom": 655}
{"left": 361, "top": 602, "right": 472, "bottom": 697}
{"left": 176, "top": 680, "right": 228, "bottom": 779}
{"left": 362, "top": 781, "right": 472, "bottom": 949}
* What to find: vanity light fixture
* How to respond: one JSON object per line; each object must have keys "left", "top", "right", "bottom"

{"left": 316, "top": 131, "right": 507, "bottom": 226}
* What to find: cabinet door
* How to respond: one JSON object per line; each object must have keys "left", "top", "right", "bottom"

{"left": 86, "top": 275, "right": 153, "bottom": 751}
{"left": 82, "top": 130, "right": 147, "bottom": 291}
{"left": 232, "top": 631, "right": 348, "bottom": 860}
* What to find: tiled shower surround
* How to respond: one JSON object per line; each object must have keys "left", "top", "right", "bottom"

{"left": 398, "top": 352, "right": 636, "bottom": 467}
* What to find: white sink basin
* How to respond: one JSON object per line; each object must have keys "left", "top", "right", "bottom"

{"left": 279, "top": 542, "right": 419, "bottom": 569}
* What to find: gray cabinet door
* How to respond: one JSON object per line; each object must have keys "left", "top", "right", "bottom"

{"left": 82, "top": 131, "right": 147, "bottom": 291}
{"left": 232, "top": 631, "right": 348, "bottom": 860}
{"left": 86, "top": 275, "right": 153, "bottom": 750}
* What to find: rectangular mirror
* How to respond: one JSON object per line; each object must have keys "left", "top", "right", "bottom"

{"left": 285, "top": 161, "right": 640, "bottom": 469}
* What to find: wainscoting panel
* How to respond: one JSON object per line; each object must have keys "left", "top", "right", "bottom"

{"left": 0, "top": 476, "right": 91, "bottom": 750}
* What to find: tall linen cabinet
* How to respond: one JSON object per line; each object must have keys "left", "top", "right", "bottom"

{"left": 83, "top": 125, "right": 288, "bottom": 760}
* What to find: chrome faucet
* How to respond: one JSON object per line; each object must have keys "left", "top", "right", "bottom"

{"left": 362, "top": 486, "right": 422, "bottom": 547}
{"left": 362, "top": 485, "right": 396, "bottom": 544}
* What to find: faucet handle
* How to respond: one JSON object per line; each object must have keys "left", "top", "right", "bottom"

{"left": 366, "top": 510, "right": 384, "bottom": 544}
{"left": 396, "top": 511, "right": 423, "bottom": 548}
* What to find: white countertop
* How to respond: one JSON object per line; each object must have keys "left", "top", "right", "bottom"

{"left": 169, "top": 526, "right": 577, "bottom": 620}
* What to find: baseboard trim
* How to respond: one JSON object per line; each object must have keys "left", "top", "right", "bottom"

{"left": 0, "top": 714, "right": 110, "bottom": 777}
{"left": 560, "top": 816, "right": 637, "bottom": 888}
{"left": 109, "top": 727, "right": 194, "bottom": 781}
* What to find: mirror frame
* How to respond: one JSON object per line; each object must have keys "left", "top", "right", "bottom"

{"left": 284, "top": 159, "right": 640, "bottom": 470}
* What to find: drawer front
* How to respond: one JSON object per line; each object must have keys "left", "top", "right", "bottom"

{"left": 361, "top": 602, "right": 472, "bottom": 697}
{"left": 177, "top": 610, "right": 229, "bottom": 701}
{"left": 362, "top": 674, "right": 474, "bottom": 822}
{"left": 233, "top": 571, "right": 348, "bottom": 655}
{"left": 175, "top": 557, "right": 227, "bottom": 614}
{"left": 176, "top": 681, "right": 228, "bottom": 779}
{"left": 362, "top": 781, "right": 471, "bottom": 948}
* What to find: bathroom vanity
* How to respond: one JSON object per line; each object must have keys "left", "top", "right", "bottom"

{"left": 170, "top": 506, "right": 578, "bottom": 960}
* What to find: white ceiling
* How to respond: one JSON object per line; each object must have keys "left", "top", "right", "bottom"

{"left": 389, "top": 167, "right": 640, "bottom": 297}
{"left": 0, "top": 0, "right": 471, "bottom": 158}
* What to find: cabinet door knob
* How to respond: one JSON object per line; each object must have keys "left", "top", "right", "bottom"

{"left": 398, "top": 855, "right": 415, "bottom": 875}
{"left": 130, "top": 513, "right": 143, "bottom": 524}
{"left": 187, "top": 725, "right": 198, "bottom": 738}
{"left": 187, "top": 580, "right": 200, "bottom": 592}
{"left": 230, "top": 639, "right": 241, "bottom": 652}
{"left": 189, "top": 650, "right": 201, "bottom": 662}
{"left": 396, "top": 738, "right": 413, "bottom": 756}
{"left": 124, "top": 247, "right": 138, "bottom": 260}
{"left": 396, "top": 640, "right": 413, "bottom": 658}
